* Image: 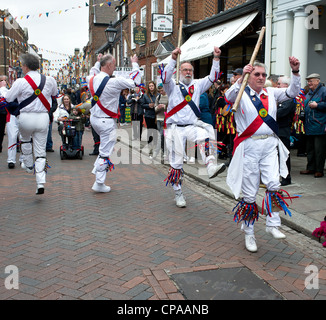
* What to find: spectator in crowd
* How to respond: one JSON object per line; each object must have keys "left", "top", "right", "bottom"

{"left": 119, "top": 89, "right": 129, "bottom": 126}
{"left": 70, "top": 107, "right": 86, "bottom": 150}
{"left": 300, "top": 73, "right": 326, "bottom": 178}
{"left": 276, "top": 76, "right": 297, "bottom": 186}
{"left": 127, "top": 87, "right": 144, "bottom": 141}
{"left": 153, "top": 83, "right": 168, "bottom": 159}
{"left": 46, "top": 97, "right": 58, "bottom": 152}
{"left": 55, "top": 94, "right": 74, "bottom": 146}
{"left": 142, "top": 81, "right": 158, "bottom": 155}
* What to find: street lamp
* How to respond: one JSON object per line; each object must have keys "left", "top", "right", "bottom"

{"left": 104, "top": 22, "right": 117, "bottom": 53}
{"left": 1, "top": 9, "right": 9, "bottom": 76}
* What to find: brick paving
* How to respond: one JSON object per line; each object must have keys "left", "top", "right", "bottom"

{"left": 0, "top": 127, "right": 325, "bottom": 300}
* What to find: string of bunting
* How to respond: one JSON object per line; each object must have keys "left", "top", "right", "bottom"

{"left": 3, "top": 1, "right": 125, "bottom": 21}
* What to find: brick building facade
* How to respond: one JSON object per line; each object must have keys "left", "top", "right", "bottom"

{"left": 85, "top": 0, "right": 265, "bottom": 85}
{"left": 84, "top": 0, "right": 116, "bottom": 69}
{"left": 0, "top": 10, "right": 28, "bottom": 80}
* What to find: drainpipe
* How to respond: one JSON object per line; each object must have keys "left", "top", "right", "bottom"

{"left": 185, "top": 0, "right": 188, "bottom": 24}
{"left": 265, "top": 0, "right": 273, "bottom": 73}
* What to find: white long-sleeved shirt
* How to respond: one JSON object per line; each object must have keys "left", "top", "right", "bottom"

{"left": 163, "top": 58, "right": 220, "bottom": 125}
{"left": 225, "top": 75, "right": 301, "bottom": 136}
{"left": 86, "top": 61, "right": 142, "bottom": 118}
{"left": 0, "top": 86, "right": 8, "bottom": 97}
{"left": 6, "top": 71, "right": 58, "bottom": 113}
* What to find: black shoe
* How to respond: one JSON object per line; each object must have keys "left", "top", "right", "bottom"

{"left": 89, "top": 152, "right": 99, "bottom": 156}
{"left": 46, "top": 149, "right": 54, "bottom": 152}
{"left": 36, "top": 185, "right": 44, "bottom": 195}
{"left": 280, "top": 179, "right": 291, "bottom": 186}
{"left": 8, "top": 162, "right": 15, "bottom": 169}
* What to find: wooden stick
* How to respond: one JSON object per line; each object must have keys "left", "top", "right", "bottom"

{"left": 231, "top": 27, "right": 266, "bottom": 113}
{"left": 176, "top": 20, "right": 183, "bottom": 85}
{"left": 122, "top": 30, "right": 134, "bottom": 57}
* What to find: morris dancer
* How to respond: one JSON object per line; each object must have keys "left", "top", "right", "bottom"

{"left": 225, "top": 57, "right": 301, "bottom": 252}
{"left": 87, "top": 53, "right": 141, "bottom": 192}
{"left": 5, "top": 53, "right": 58, "bottom": 194}
{"left": 162, "top": 46, "right": 226, "bottom": 208}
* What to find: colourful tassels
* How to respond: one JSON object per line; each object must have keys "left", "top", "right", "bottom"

{"left": 164, "top": 167, "right": 184, "bottom": 186}
{"left": 262, "top": 189, "right": 301, "bottom": 217}
{"left": 101, "top": 157, "right": 115, "bottom": 172}
{"left": 232, "top": 199, "right": 259, "bottom": 226}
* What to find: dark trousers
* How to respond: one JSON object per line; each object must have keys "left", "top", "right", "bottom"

{"left": 131, "top": 113, "right": 143, "bottom": 140}
{"left": 0, "top": 113, "right": 7, "bottom": 152}
{"left": 91, "top": 126, "right": 100, "bottom": 154}
{"left": 306, "top": 135, "right": 326, "bottom": 173}
{"left": 145, "top": 117, "right": 157, "bottom": 145}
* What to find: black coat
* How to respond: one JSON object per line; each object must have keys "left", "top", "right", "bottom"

{"left": 142, "top": 92, "right": 158, "bottom": 118}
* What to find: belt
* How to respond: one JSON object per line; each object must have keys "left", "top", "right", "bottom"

{"left": 172, "top": 123, "right": 192, "bottom": 127}
{"left": 251, "top": 134, "right": 275, "bottom": 140}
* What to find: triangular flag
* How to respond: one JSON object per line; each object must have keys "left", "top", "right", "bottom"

{"left": 86, "top": 2, "right": 89, "bottom": 6}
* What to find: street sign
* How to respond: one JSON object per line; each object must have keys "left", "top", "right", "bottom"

{"left": 152, "top": 13, "right": 173, "bottom": 33}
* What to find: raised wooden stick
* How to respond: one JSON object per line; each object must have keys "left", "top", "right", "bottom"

{"left": 176, "top": 20, "right": 183, "bottom": 85}
{"left": 232, "top": 27, "right": 266, "bottom": 112}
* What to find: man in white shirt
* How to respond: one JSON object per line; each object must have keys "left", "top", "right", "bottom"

{"left": 6, "top": 53, "right": 58, "bottom": 195}
{"left": 225, "top": 57, "right": 301, "bottom": 252}
{"left": 87, "top": 53, "right": 141, "bottom": 192}
{"left": 162, "top": 46, "right": 226, "bottom": 208}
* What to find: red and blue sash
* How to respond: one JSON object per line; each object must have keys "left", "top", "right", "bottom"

{"left": 233, "top": 88, "right": 278, "bottom": 154}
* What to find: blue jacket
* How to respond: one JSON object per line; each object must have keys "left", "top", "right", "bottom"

{"left": 199, "top": 92, "right": 213, "bottom": 125}
{"left": 304, "top": 84, "right": 326, "bottom": 135}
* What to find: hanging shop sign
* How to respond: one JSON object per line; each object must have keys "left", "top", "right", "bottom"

{"left": 152, "top": 13, "right": 173, "bottom": 33}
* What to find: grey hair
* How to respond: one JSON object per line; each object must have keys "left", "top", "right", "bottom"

{"left": 253, "top": 61, "right": 269, "bottom": 76}
{"left": 20, "top": 53, "right": 40, "bottom": 71}
{"left": 278, "top": 76, "right": 291, "bottom": 86}
{"left": 100, "top": 54, "right": 114, "bottom": 67}
{"left": 180, "top": 61, "right": 194, "bottom": 71}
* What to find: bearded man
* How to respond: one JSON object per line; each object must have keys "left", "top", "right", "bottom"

{"left": 162, "top": 46, "right": 226, "bottom": 208}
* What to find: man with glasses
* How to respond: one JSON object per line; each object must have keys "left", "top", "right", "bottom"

{"left": 225, "top": 58, "right": 301, "bottom": 253}
{"left": 162, "top": 46, "right": 226, "bottom": 208}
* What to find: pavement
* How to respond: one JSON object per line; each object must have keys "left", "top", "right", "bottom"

{"left": 0, "top": 123, "right": 325, "bottom": 302}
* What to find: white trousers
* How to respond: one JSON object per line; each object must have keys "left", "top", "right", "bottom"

{"left": 18, "top": 112, "right": 49, "bottom": 185}
{"left": 90, "top": 115, "right": 116, "bottom": 184}
{"left": 241, "top": 137, "right": 282, "bottom": 234}
{"left": 6, "top": 115, "right": 19, "bottom": 164}
{"left": 165, "top": 121, "right": 216, "bottom": 191}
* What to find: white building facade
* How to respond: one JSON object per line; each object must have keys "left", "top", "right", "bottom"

{"left": 266, "top": 0, "right": 326, "bottom": 84}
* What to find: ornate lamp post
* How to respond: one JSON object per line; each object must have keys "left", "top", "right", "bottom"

{"left": 104, "top": 22, "right": 117, "bottom": 54}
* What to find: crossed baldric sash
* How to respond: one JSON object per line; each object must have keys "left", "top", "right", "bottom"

{"left": 89, "top": 75, "right": 119, "bottom": 119}
{"left": 232, "top": 87, "right": 279, "bottom": 154}
{"left": 10, "top": 74, "right": 51, "bottom": 114}
{"left": 164, "top": 84, "right": 201, "bottom": 128}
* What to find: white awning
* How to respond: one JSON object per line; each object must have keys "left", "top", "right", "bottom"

{"left": 160, "top": 11, "right": 258, "bottom": 64}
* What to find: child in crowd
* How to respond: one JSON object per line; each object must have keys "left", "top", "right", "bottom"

{"left": 69, "top": 107, "right": 86, "bottom": 150}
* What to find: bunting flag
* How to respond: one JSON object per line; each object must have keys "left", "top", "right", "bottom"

{"left": 11, "top": 1, "right": 124, "bottom": 21}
